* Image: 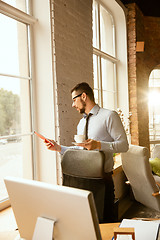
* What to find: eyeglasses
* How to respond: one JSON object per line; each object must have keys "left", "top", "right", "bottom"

{"left": 72, "top": 93, "right": 83, "bottom": 100}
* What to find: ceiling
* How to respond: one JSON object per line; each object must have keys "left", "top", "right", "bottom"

{"left": 120, "top": 0, "right": 160, "bottom": 17}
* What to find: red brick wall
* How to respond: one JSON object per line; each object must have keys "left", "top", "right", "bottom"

{"left": 126, "top": 3, "right": 160, "bottom": 150}
{"left": 136, "top": 5, "right": 150, "bottom": 149}
{"left": 127, "top": 3, "right": 139, "bottom": 146}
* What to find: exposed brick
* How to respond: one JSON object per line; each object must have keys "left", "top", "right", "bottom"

{"left": 50, "top": 0, "right": 93, "bottom": 145}
{"left": 126, "top": 2, "right": 160, "bottom": 150}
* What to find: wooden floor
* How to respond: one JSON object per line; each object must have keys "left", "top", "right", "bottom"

{"left": 0, "top": 207, "right": 17, "bottom": 232}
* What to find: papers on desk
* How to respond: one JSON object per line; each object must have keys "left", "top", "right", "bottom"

{"left": 115, "top": 219, "right": 160, "bottom": 240}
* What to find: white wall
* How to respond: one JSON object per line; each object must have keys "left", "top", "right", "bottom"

{"left": 31, "top": 0, "right": 57, "bottom": 184}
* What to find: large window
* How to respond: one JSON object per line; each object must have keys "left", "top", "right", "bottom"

{"left": 93, "top": 0, "right": 118, "bottom": 109}
{"left": 149, "top": 69, "right": 160, "bottom": 148}
{"left": 0, "top": 0, "right": 36, "bottom": 206}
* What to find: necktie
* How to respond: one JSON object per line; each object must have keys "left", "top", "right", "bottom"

{"left": 85, "top": 113, "right": 92, "bottom": 140}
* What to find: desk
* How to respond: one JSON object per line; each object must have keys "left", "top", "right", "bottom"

{"left": 100, "top": 222, "right": 120, "bottom": 240}
{"left": 0, "top": 222, "right": 120, "bottom": 240}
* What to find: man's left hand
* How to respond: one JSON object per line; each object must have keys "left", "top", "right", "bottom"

{"left": 77, "top": 139, "right": 101, "bottom": 150}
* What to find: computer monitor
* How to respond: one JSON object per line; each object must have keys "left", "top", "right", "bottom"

{"left": 4, "top": 176, "right": 102, "bottom": 240}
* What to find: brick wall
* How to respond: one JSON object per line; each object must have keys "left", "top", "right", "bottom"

{"left": 51, "top": 0, "right": 93, "bottom": 145}
{"left": 50, "top": 0, "right": 160, "bottom": 150}
{"left": 127, "top": 4, "right": 139, "bottom": 146}
{"left": 136, "top": 5, "right": 150, "bottom": 149}
{"left": 126, "top": 3, "right": 160, "bottom": 149}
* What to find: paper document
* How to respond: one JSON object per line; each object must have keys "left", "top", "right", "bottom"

{"left": 115, "top": 219, "right": 160, "bottom": 240}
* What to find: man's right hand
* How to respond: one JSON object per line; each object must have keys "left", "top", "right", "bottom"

{"left": 44, "top": 139, "right": 61, "bottom": 152}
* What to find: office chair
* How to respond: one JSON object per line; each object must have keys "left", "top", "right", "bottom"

{"left": 121, "top": 144, "right": 160, "bottom": 212}
{"left": 61, "top": 149, "right": 105, "bottom": 222}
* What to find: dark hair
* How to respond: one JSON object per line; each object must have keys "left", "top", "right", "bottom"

{"left": 71, "top": 82, "right": 95, "bottom": 102}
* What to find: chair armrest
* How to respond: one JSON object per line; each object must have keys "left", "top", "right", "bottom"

{"left": 152, "top": 182, "right": 160, "bottom": 196}
{"left": 126, "top": 180, "right": 160, "bottom": 197}
{"left": 152, "top": 191, "right": 160, "bottom": 197}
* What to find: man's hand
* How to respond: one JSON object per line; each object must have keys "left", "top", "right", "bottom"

{"left": 77, "top": 139, "right": 101, "bottom": 150}
{"left": 44, "top": 139, "right": 61, "bottom": 152}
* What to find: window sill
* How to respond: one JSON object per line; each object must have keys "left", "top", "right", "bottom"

{"left": 0, "top": 199, "right": 10, "bottom": 211}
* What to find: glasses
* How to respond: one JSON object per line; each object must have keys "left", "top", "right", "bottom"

{"left": 72, "top": 93, "right": 83, "bottom": 100}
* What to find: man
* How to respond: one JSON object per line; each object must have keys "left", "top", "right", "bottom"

{"left": 45, "top": 82, "right": 129, "bottom": 222}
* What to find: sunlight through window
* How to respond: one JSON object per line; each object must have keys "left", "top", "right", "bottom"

{"left": 149, "top": 68, "right": 160, "bottom": 146}
{"left": 0, "top": 1, "right": 34, "bottom": 203}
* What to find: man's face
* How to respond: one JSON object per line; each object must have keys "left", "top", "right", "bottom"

{"left": 72, "top": 91, "right": 86, "bottom": 114}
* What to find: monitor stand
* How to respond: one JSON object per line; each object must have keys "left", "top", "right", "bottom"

{"left": 32, "top": 216, "right": 56, "bottom": 240}
{"left": 15, "top": 216, "right": 56, "bottom": 240}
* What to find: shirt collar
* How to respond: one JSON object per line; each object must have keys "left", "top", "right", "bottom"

{"left": 83, "top": 104, "right": 100, "bottom": 118}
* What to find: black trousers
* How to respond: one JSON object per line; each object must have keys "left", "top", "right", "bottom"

{"left": 103, "top": 173, "right": 115, "bottom": 223}
{"left": 63, "top": 173, "right": 115, "bottom": 223}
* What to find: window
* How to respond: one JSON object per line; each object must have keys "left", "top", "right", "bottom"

{"left": 148, "top": 69, "right": 160, "bottom": 149}
{"left": 92, "top": 0, "right": 129, "bottom": 141}
{"left": 93, "top": 0, "right": 118, "bottom": 109}
{"left": 0, "top": 0, "right": 36, "bottom": 207}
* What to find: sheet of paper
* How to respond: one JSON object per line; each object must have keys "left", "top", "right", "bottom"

{"left": 116, "top": 235, "right": 132, "bottom": 240}
{"left": 116, "top": 219, "right": 160, "bottom": 240}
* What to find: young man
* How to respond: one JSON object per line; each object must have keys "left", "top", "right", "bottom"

{"left": 45, "top": 82, "right": 129, "bottom": 222}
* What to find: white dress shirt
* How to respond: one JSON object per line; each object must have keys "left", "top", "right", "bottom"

{"left": 61, "top": 104, "right": 129, "bottom": 173}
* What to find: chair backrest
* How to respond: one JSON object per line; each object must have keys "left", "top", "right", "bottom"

{"left": 121, "top": 144, "right": 160, "bottom": 211}
{"left": 61, "top": 149, "right": 106, "bottom": 222}
{"left": 61, "top": 149, "right": 105, "bottom": 179}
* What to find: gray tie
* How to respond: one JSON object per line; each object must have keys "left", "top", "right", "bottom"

{"left": 85, "top": 113, "right": 92, "bottom": 140}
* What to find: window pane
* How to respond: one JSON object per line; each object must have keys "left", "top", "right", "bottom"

{"left": 94, "top": 89, "right": 99, "bottom": 104}
{"left": 93, "top": 54, "right": 98, "bottom": 89}
{"left": 149, "top": 70, "right": 160, "bottom": 143}
{"left": 93, "top": 55, "right": 102, "bottom": 106}
{"left": 93, "top": 0, "right": 99, "bottom": 49}
{"left": 149, "top": 90, "right": 160, "bottom": 140}
{"left": 153, "top": 69, "right": 160, "bottom": 79}
{"left": 149, "top": 69, "right": 160, "bottom": 87}
{"left": 103, "top": 91, "right": 115, "bottom": 109}
{"left": 0, "top": 76, "right": 31, "bottom": 136}
{"left": 100, "top": 5, "right": 115, "bottom": 56}
{"left": 101, "top": 58, "right": 115, "bottom": 92}
{"left": 0, "top": 135, "right": 33, "bottom": 201}
{"left": 0, "top": 9, "right": 33, "bottom": 204}
{"left": 2, "top": 0, "right": 28, "bottom": 13}
{"left": 0, "top": 14, "right": 29, "bottom": 77}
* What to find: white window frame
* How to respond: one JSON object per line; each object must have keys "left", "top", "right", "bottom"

{"left": 0, "top": 0, "right": 37, "bottom": 209}
{"left": 93, "top": 0, "right": 129, "bottom": 136}
{"left": 0, "top": 0, "right": 58, "bottom": 210}
{"left": 93, "top": 0, "right": 118, "bottom": 109}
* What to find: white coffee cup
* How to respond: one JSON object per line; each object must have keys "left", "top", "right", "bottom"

{"left": 74, "top": 135, "right": 85, "bottom": 143}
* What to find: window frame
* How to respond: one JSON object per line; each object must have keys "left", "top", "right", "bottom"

{"left": 93, "top": 0, "right": 130, "bottom": 141}
{"left": 93, "top": 0, "right": 119, "bottom": 110}
{"left": 0, "top": 0, "right": 37, "bottom": 208}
